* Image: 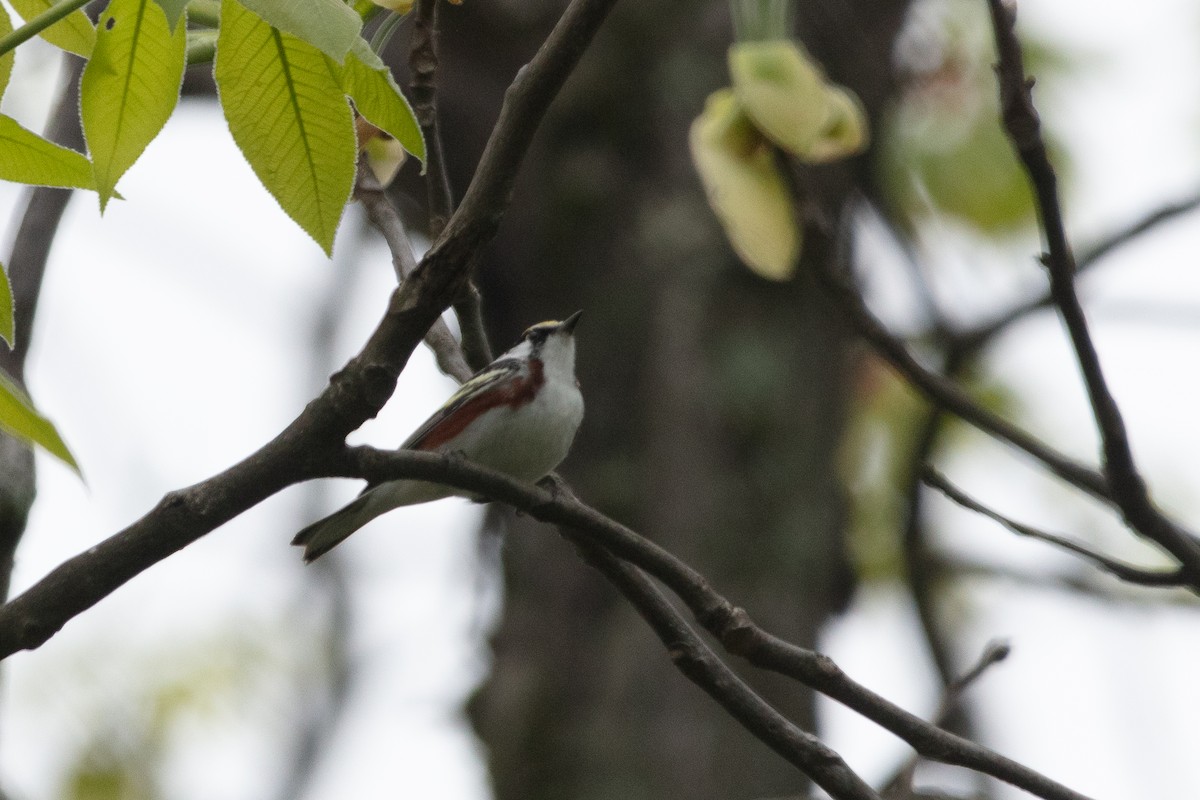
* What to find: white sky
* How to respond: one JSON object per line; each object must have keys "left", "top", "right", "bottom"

{"left": 2, "top": 1, "right": 1200, "bottom": 799}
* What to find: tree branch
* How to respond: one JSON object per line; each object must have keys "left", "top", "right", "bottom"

{"left": 883, "top": 640, "right": 1010, "bottom": 797}
{"left": 924, "top": 468, "right": 1187, "bottom": 588}
{"left": 408, "top": 0, "right": 453, "bottom": 237}
{"left": 0, "top": 54, "right": 86, "bottom": 605}
{"left": 0, "top": 0, "right": 622, "bottom": 657}
{"left": 986, "top": 0, "right": 1200, "bottom": 581}
{"left": 354, "top": 161, "right": 474, "bottom": 383}
{"left": 408, "top": 0, "right": 494, "bottom": 371}
{"left": 956, "top": 191, "right": 1200, "bottom": 355}
{"left": 305, "top": 448, "right": 1089, "bottom": 800}
{"left": 819, "top": 267, "right": 1107, "bottom": 501}
{"left": 575, "top": 541, "right": 882, "bottom": 800}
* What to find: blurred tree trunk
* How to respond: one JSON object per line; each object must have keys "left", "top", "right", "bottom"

{"left": 404, "top": 1, "right": 912, "bottom": 797}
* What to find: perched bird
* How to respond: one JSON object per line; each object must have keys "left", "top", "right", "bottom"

{"left": 293, "top": 311, "right": 585, "bottom": 562}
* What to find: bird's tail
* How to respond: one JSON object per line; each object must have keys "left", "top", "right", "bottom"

{"left": 292, "top": 490, "right": 387, "bottom": 563}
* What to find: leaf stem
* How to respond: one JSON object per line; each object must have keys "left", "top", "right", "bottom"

{"left": 0, "top": 0, "right": 92, "bottom": 59}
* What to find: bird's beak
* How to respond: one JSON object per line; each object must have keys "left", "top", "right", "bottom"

{"left": 559, "top": 310, "right": 583, "bottom": 334}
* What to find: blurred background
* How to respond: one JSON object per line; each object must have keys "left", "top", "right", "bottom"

{"left": 2, "top": 0, "right": 1200, "bottom": 798}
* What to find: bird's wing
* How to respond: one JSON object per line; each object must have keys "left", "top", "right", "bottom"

{"left": 398, "top": 358, "right": 524, "bottom": 451}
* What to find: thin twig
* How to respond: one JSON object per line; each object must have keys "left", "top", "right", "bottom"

{"left": 308, "top": 447, "right": 1089, "bottom": 800}
{"left": 407, "top": 0, "right": 493, "bottom": 370}
{"left": 575, "top": 542, "right": 882, "bottom": 800}
{"left": 924, "top": 468, "right": 1187, "bottom": 588}
{"left": 883, "top": 640, "right": 1010, "bottom": 797}
{"left": 355, "top": 161, "right": 473, "bottom": 382}
{"left": 408, "top": 0, "right": 453, "bottom": 236}
{"left": 986, "top": 0, "right": 1200, "bottom": 580}
{"left": 0, "top": 0, "right": 623, "bottom": 658}
{"left": 954, "top": 191, "right": 1200, "bottom": 356}
{"left": 818, "top": 267, "right": 1108, "bottom": 501}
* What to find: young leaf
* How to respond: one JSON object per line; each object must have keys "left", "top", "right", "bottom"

{"left": 0, "top": 263, "right": 13, "bottom": 347}
{"left": 81, "top": 0, "right": 186, "bottom": 211}
{"left": 8, "top": 0, "right": 95, "bottom": 57}
{"left": 0, "top": 370, "right": 80, "bottom": 473}
{"left": 0, "top": 114, "right": 96, "bottom": 189}
{"left": 690, "top": 89, "right": 800, "bottom": 281}
{"left": 0, "top": 6, "right": 14, "bottom": 101}
{"left": 152, "top": 0, "right": 189, "bottom": 31}
{"left": 216, "top": 0, "right": 356, "bottom": 255}
{"left": 342, "top": 39, "right": 425, "bottom": 162}
{"left": 234, "top": 0, "right": 360, "bottom": 62}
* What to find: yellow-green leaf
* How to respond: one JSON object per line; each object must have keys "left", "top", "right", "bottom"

{"left": 0, "top": 263, "right": 12, "bottom": 347}
{"left": 805, "top": 85, "right": 869, "bottom": 163}
{"left": 81, "top": 0, "right": 186, "bottom": 211}
{"left": 216, "top": 0, "right": 356, "bottom": 255}
{"left": 341, "top": 39, "right": 424, "bottom": 162}
{"left": 0, "top": 370, "right": 79, "bottom": 473}
{"left": 0, "top": 114, "right": 95, "bottom": 189}
{"left": 234, "top": 0, "right": 361, "bottom": 62}
{"left": 152, "top": 0, "right": 189, "bottom": 31}
{"left": 689, "top": 89, "right": 799, "bottom": 281}
{"left": 8, "top": 0, "right": 95, "bottom": 57}
{"left": 728, "top": 40, "right": 829, "bottom": 158}
{"left": 0, "top": 6, "right": 14, "bottom": 101}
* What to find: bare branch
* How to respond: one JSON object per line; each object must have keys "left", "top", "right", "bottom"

{"left": 0, "top": 54, "right": 86, "bottom": 605}
{"left": 924, "top": 468, "right": 1187, "bottom": 588}
{"left": 575, "top": 541, "right": 882, "bottom": 800}
{"left": 986, "top": 0, "right": 1200, "bottom": 580}
{"left": 355, "top": 161, "right": 474, "bottom": 383}
{"left": 883, "top": 640, "right": 1010, "bottom": 797}
{"left": 314, "top": 448, "right": 1090, "bottom": 800}
{"left": 0, "top": 0, "right": 623, "bottom": 657}
{"left": 958, "top": 192, "right": 1200, "bottom": 354}
{"left": 818, "top": 267, "right": 1107, "bottom": 501}
{"left": 408, "top": 0, "right": 495, "bottom": 372}
{"left": 408, "top": 0, "right": 453, "bottom": 236}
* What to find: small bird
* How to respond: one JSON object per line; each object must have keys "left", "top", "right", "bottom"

{"left": 293, "top": 311, "right": 585, "bottom": 562}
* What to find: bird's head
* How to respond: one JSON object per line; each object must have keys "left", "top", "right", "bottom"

{"left": 510, "top": 311, "right": 582, "bottom": 377}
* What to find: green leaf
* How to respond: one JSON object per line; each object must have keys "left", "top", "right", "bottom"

{"left": 689, "top": 89, "right": 799, "bottom": 281}
{"left": 233, "top": 0, "right": 360, "bottom": 62}
{"left": 216, "top": 0, "right": 356, "bottom": 255}
{"left": 0, "top": 6, "right": 14, "bottom": 101}
{"left": 8, "top": 0, "right": 95, "bottom": 57}
{"left": 81, "top": 0, "right": 186, "bottom": 212}
{"left": 0, "top": 263, "right": 12, "bottom": 347}
{"left": 0, "top": 370, "right": 79, "bottom": 473}
{"left": 341, "top": 39, "right": 424, "bottom": 162}
{"left": 152, "top": 0, "right": 189, "bottom": 31}
{"left": 0, "top": 114, "right": 95, "bottom": 189}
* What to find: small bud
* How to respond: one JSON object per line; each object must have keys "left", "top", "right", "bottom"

{"left": 804, "top": 85, "right": 870, "bottom": 163}
{"left": 357, "top": 118, "right": 407, "bottom": 186}
{"left": 689, "top": 89, "right": 800, "bottom": 281}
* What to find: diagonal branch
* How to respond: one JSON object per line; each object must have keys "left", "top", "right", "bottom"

{"left": 986, "top": 0, "right": 1200, "bottom": 580}
{"left": 883, "top": 640, "right": 1010, "bottom": 797}
{"left": 924, "top": 468, "right": 1187, "bottom": 588}
{"left": 302, "top": 448, "right": 1088, "bottom": 800}
{"left": 354, "top": 161, "right": 473, "bottom": 382}
{"left": 955, "top": 190, "right": 1200, "bottom": 357}
{"left": 0, "top": 0, "right": 622, "bottom": 658}
{"left": 818, "top": 267, "right": 1108, "bottom": 500}
{"left": 575, "top": 541, "right": 882, "bottom": 800}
